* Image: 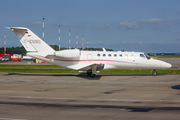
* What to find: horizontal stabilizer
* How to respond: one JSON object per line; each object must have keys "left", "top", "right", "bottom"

{"left": 6, "top": 27, "right": 28, "bottom": 31}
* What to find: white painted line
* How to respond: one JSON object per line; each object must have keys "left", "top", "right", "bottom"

{"left": 0, "top": 95, "right": 180, "bottom": 103}
{"left": 0, "top": 79, "right": 180, "bottom": 85}
{"left": 0, "top": 118, "right": 27, "bottom": 120}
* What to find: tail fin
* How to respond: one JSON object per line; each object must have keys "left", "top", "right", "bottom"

{"left": 8, "top": 27, "right": 55, "bottom": 53}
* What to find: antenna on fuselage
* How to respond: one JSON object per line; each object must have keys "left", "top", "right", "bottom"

{"left": 102, "top": 48, "right": 106, "bottom": 52}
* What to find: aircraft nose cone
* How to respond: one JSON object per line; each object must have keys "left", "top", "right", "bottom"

{"left": 155, "top": 59, "right": 172, "bottom": 69}
{"left": 163, "top": 62, "right": 172, "bottom": 69}
{"left": 166, "top": 63, "right": 172, "bottom": 68}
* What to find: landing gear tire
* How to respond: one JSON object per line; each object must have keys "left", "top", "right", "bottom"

{"left": 90, "top": 74, "right": 96, "bottom": 78}
{"left": 87, "top": 72, "right": 96, "bottom": 78}
{"left": 152, "top": 70, "right": 157, "bottom": 76}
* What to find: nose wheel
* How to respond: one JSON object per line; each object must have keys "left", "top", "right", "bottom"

{"left": 152, "top": 70, "right": 157, "bottom": 76}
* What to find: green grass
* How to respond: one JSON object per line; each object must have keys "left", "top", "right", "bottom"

{"left": 0, "top": 64, "right": 179, "bottom": 74}
{"left": 99, "top": 70, "right": 152, "bottom": 74}
{"left": 171, "top": 66, "right": 178, "bottom": 68}
{"left": 0, "top": 68, "right": 179, "bottom": 74}
{"left": 0, "top": 68, "right": 78, "bottom": 73}
{"left": 99, "top": 69, "right": 180, "bottom": 74}
{"left": 156, "top": 70, "right": 180, "bottom": 74}
{"left": 0, "top": 64, "right": 62, "bottom": 68}
{"left": 150, "top": 55, "right": 180, "bottom": 58}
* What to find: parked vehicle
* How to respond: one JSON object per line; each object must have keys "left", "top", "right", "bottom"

{"left": 2, "top": 55, "right": 11, "bottom": 62}
{"left": 11, "top": 54, "right": 22, "bottom": 61}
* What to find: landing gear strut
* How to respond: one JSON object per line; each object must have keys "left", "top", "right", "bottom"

{"left": 87, "top": 72, "right": 96, "bottom": 78}
{"left": 152, "top": 70, "right": 157, "bottom": 76}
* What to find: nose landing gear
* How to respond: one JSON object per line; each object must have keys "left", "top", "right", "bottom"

{"left": 152, "top": 70, "right": 157, "bottom": 76}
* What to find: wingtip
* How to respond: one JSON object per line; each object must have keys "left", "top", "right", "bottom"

{"left": 5, "top": 27, "right": 11, "bottom": 29}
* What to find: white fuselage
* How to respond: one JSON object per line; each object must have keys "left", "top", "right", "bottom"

{"left": 27, "top": 49, "right": 172, "bottom": 71}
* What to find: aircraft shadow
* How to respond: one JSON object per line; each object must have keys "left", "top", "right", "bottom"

{"left": 0, "top": 101, "right": 180, "bottom": 112}
{"left": 172, "top": 85, "right": 180, "bottom": 90}
{"left": 5, "top": 73, "right": 165, "bottom": 80}
{"left": 6, "top": 72, "right": 101, "bottom": 80}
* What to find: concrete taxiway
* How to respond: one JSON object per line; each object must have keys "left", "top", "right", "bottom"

{"left": 0, "top": 73, "right": 180, "bottom": 120}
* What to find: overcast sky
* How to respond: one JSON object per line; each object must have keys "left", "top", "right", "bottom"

{"left": 1, "top": 0, "right": 180, "bottom": 53}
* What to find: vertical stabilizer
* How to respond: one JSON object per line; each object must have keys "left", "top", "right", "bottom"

{"left": 9, "top": 27, "right": 55, "bottom": 53}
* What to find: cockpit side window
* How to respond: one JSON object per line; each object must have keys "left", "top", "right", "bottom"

{"left": 140, "top": 54, "right": 145, "bottom": 58}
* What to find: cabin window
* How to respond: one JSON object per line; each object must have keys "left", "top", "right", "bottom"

{"left": 114, "top": 54, "right": 117, "bottom": 57}
{"left": 119, "top": 54, "right": 122, "bottom": 57}
{"left": 103, "top": 54, "right": 106, "bottom": 57}
{"left": 125, "top": 54, "right": 128, "bottom": 57}
{"left": 108, "top": 54, "right": 111, "bottom": 57}
{"left": 140, "top": 54, "right": 145, "bottom": 58}
{"left": 97, "top": 54, "right": 100, "bottom": 57}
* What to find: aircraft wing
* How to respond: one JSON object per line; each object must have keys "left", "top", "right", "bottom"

{"left": 68, "top": 62, "right": 104, "bottom": 71}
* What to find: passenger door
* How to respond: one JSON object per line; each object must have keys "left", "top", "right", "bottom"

{"left": 87, "top": 54, "right": 93, "bottom": 62}
{"left": 131, "top": 54, "right": 135, "bottom": 62}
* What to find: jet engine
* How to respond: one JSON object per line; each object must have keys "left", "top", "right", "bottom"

{"left": 55, "top": 49, "right": 81, "bottom": 59}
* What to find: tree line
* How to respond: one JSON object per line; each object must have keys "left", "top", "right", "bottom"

{"left": 0, "top": 46, "right": 26, "bottom": 55}
{"left": 0, "top": 45, "right": 114, "bottom": 55}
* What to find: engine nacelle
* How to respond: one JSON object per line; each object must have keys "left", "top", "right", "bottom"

{"left": 55, "top": 49, "right": 81, "bottom": 59}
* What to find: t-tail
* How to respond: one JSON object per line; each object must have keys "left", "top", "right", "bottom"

{"left": 7, "top": 27, "right": 55, "bottom": 53}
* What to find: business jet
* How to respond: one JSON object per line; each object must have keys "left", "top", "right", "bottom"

{"left": 7, "top": 27, "right": 172, "bottom": 77}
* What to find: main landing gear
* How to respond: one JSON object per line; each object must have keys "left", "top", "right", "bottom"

{"left": 152, "top": 70, "right": 157, "bottom": 76}
{"left": 87, "top": 72, "right": 96, "bottom": 78}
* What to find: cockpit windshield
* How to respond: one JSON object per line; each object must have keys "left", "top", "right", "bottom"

{"left": 144, "top": 53, "right": 151, "bottom": 60}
